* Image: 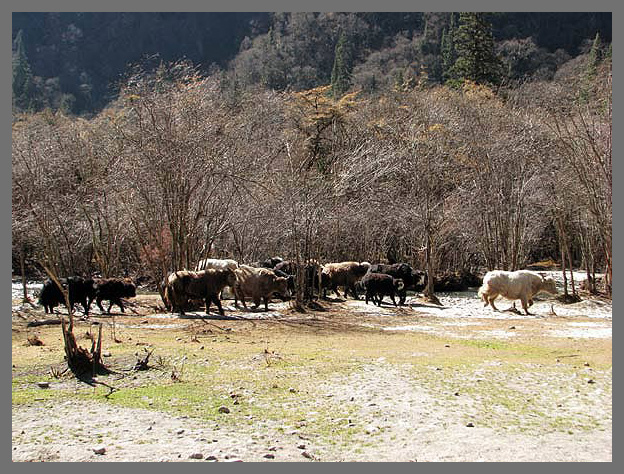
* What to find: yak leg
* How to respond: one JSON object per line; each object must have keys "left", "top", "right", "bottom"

{"left": 215, "top": 296, "right": 225, "bottom": 316}
{"left": 391, "top": 294, "right": 397, "bottom": 307}
{"left": 97, "top": 298, "right": 105, "bottom": 313}
{"left": 175, "top": 294, "right": 186, "bottom": 315}
{"left": 481, "top": 292, "right": 490, "bottom": 307}
{"left": 520, "top": 297, "right": 532, "bottom": 315}
{"left": 174, "top": 294, "right": 186, "bottom": 315}
{"left": 234, "top": 288, "right": 248, "bottom": 309}
{"left": 398, "top": 288, "right": 407, "bottom": 306}
{"left": 263, "top": 297, "right": 269, "bottom": 311}
{"left": 73, "top": 298, "right": 83, "bottom": 316}
{"left": 81, "top": 298, "right": 90, "bottom": 316}
{"left": 488, "top": 295, "right": 500, "bottom": 311}
{"left": 212, "top": 294, "right": 225, "bottom": 316}
{"left": 117, "top": 298, "right": 125, "bottom": 313}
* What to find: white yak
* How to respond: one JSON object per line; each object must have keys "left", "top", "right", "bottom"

{"left": 478, "top": 270, "right": 558, "bottom": 315}
{"left": 195, "top": 258, "right": 239, "bottom": 271}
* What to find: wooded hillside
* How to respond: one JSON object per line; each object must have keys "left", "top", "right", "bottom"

{"left": 12, "top": 12, "right": 611, "bottom": 115}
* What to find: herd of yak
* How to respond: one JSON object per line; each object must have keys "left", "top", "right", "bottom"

{"left": 36, "top": 256, "right": 560, "bottom": 318}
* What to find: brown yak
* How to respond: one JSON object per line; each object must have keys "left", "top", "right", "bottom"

{"left": 320, "top": 261, "right": 371, "bottom": 299}
{"left": 233, "top": 265, "right": 289, "bottom": 311}
{"left": 166, "top": 268, "right": 236, "bottom": 316}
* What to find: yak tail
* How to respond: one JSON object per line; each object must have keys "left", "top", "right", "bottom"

{"left": 477, "top": 285, "right": 488, "bottom": 301}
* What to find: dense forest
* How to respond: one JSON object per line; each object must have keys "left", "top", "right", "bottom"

{"left": 12, "top": 12, "right": 612, "bottom": 301}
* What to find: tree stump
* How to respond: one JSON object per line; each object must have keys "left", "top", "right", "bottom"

{"left": 61, "top": 314, "right": 108, "bottom": 377}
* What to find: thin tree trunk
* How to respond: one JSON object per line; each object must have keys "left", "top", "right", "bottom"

{"left": 20, "top": 242, "right": 30, "bottom": 304}
{"left": 557, "top": 217, "right": 569, "bottom": 298}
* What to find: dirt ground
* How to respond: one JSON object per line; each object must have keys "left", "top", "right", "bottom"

{"left": 12, "top": 274, "right": 612, "bottom": 462}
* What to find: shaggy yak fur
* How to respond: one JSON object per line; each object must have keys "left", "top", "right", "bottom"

{"left": 166, "top": 269, "right": 237, "bottom": 316}
{"left": 477, "top": 270, "right": 558, "bottom": 315}
{"left": 320, "top": 261, "right": 371, "bottom": 299}
{"left": 233, "top": 264, "right": 290, "bottom": 311}
{"left": 38, "top": 276, "right": 96, "bottom": 315}
{"left": 94, "top": 278, "right": 137, "bottom": 314}
{"left": 271, "top": 268, "right": 295, "bottom": 294}
{"left": 274, "top": 260, "right": 322, "bottom": 296}
{"left": 39, "top": 279, "right": 65, "bottom": 314}
{"left": 360, "top": 272, "right": 405, "bottom": 307}
{"left": 194, "top": 258, "right": 239, "bottom": 300}
{"left": 255, "top": 256, "right": 284, "bottom": 269}
{"left": 368, "top": 263, "right": 426, "bottom": 304}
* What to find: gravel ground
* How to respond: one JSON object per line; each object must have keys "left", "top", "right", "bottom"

{"left": 12, "top": 360, "right": 612, "bottom": 462}
{"left": 12, "top": 273, "right": 612, "bottom": 462}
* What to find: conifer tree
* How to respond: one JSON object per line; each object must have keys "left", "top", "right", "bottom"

{"left": 450, "top": 12, "right": 501, "bottom": 85}
{"left": 580, "top": 32, "right": 603, "bottom": 103}
{"left": 441, "top": 13, "right": 457, "bottom": 82}
{"left": 586, "top": 32, "right": 602, "bottom": 80}
{"left": 12, "top": 30, "right": 34, "bottom": 111}
{"left": 331, "top": 32, "right": 353, "bottom": 98}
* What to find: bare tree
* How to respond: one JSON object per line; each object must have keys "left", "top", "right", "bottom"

{"left": 109, "top": 62, "right": 249, "bottom": 283}
{"left": 546, "top": 90, "right": 612, "bottom": 294}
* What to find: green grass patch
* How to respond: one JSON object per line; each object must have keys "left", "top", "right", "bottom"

{"left": 457, "top": 339, "right": 510, "bottom": 351}
{"left": 12, "top": 386, "right": 71, "bottom": 405}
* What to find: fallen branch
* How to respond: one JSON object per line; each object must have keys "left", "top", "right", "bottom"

{"left": 27, "top": 319, "right": 62, "bottom": 327}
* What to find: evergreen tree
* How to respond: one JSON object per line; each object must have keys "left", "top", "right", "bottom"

{"left": 580, "top": 32, "right": 603, "bottom": 103}
{"left": 12, "top": 30, "right": 34, "bottom": 111}
{"left": 450, "top": 12, "right": 502, "bottom": 85}
{"left": 586, "top": 32, "right": 602, "bottom": 79}
{"left": 441, "top": 13, "right": 457, "bottom": 82}
{"left": 331, "top": 32, "right": 353, "bottom": 98}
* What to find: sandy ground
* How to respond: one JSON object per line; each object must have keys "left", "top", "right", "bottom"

{"left": 12, "top": 272, "right": 612, "bottom": 462}
{"left": 11, "top": 363, "right": 612, "bottom": 462}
